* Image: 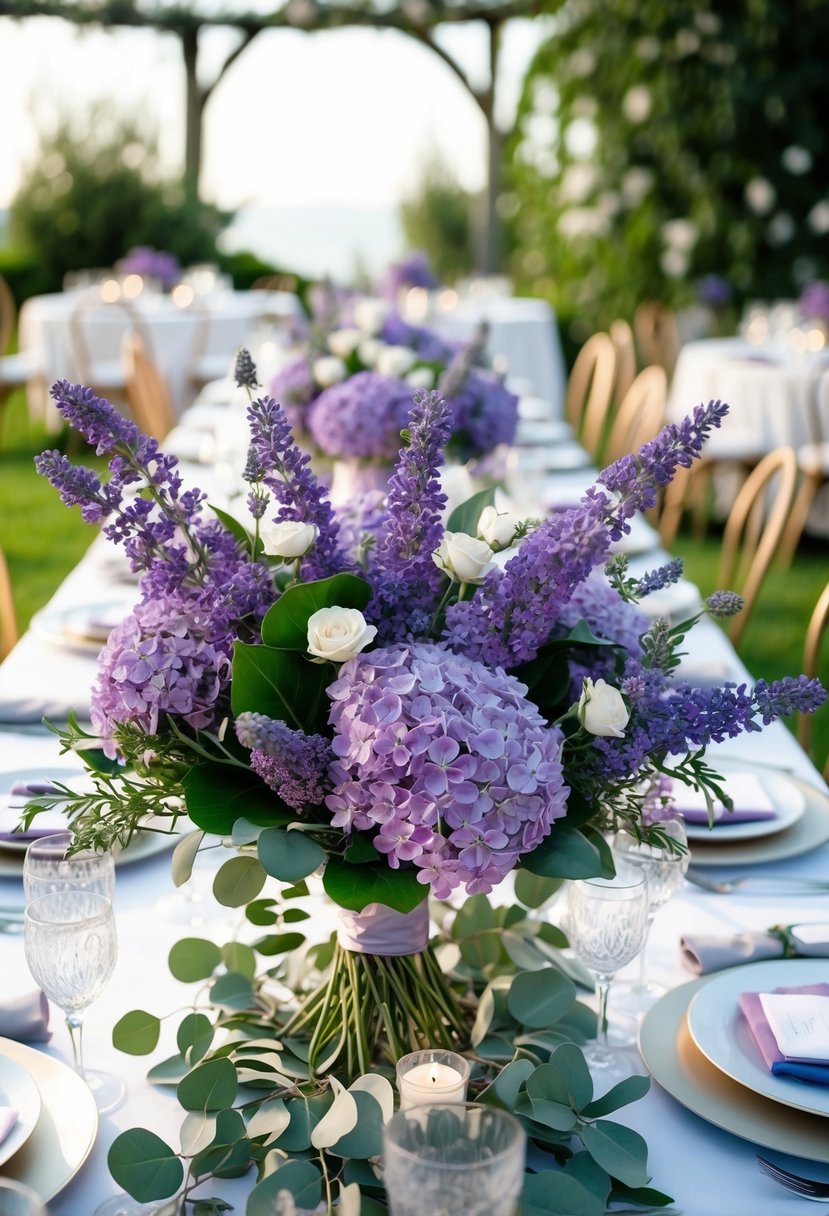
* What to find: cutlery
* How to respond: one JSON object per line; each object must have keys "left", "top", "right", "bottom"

{"left": 757, "top": 1155, "right": 829, "bottom": 1200}
{"left": 685, "top": 869, "right": 829, "bottom": 895}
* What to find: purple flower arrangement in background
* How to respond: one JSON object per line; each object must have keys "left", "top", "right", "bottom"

{"left": 116, "top": 246, "right": 182, "bottom": 291}
{"left": 799, "top": 280, "right": 829, "bottom": 324}
{"left": 697, "top": 274, "right": 732, "bottom": 309}
{"left": 379, "top": 250, "right": 440, "bottom": 301}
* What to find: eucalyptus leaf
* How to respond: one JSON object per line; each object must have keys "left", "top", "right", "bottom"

{"left": 210, "top": 971, "right": 254, "bottom": 1010}
{"left": 479, "top": 1057, "right": 535, "bottom": 1110}
{"left": 246, "top": 1098, "right": 291, "bottom": 1143}
{"left": 452, "top": 893, "right": 497, "bottom": 939}
{"left": 177, "top": 1057, "right": 238, "bottom": 1112}
{"left": 520, "top": 1171, "right": 606, "bottom": 1216}
{"left": 112, "top": 1009, "right": 161, "bottom": 1056}
{"left": 579, "top": 1121, "right": 651, "bottom": 1189}
{"left": 514, "top": 870, "right": 564, "bottom": 910}
{"left": 470, "top": 982, "right": 496, "bottom": 1047}
{"left": 310, "top": 1079, "right": 359, "bottom": 1149}
{"left": 148, "top": 1053, "right": 190, "bottom": 1085}
{"left": 349, "top": 1073, "right": 395, "bottom": 1124}
{"left": 168, "top": 938, "right": 222, "bottom": 983}
{"left": 517, "top": 1094, "right": 578, "bottom": 1133}
{"left": 247, "top": 1161, "right": 322, "bottom": 1216}
{"left": 213, "top": 856, "right": 267, "bottom": 907}
{"left": 107, "top": 1129, "right": 184, "bottom": 1203}
{"left": 246, "top": 899, "right": 279, "bottom": 926}
{"left": 177, "top": 1013, "right": 214, "bottom": 1065}
{"left": 221, "top": 942, "right": 257, "bottom": 980}
{"left": 171, "top": 829, "right": 205, "bottom": 888}
{"left": 258, "top": 828, "right": 326, "bottom": 882}
{"left": 180, "top": 1111, "right": 218, "bottom": 1157}
{"left": 253, "top": 932, "right": 306, "bottom": 957}
{"left": 329, "top": 1091, "right": 384, "bottom": 1159}
{"left": 581, "top": 1074, "right": 650, "bottom": 1119}
{"left": 508, "top": 967, "right": 577, "bottom": 1028}
{"left": 272, "top": 1094, "right": 333, "bottom": 1152}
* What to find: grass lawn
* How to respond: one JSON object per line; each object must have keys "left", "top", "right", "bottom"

{"left": 2, "top": 384, "right": 828, "bottom": 769}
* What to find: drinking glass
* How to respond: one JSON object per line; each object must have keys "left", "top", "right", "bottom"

{"left": 383, "top": 1104, "right": 525, "bottom": 1216}
{"left": 566, "top": 867, "right": 649, "bottom": 1084}
{"left": 0, "top": 1180, "right": 46, "bottom": 1216}
{"left": 24, "top": 890, "right": 125, "bottom": 1113}
{"left": 23, "top": 832, "right": 115, "bottom": 904}
{"left": 611, "top": 818, "right": 690, "bottom": 1014}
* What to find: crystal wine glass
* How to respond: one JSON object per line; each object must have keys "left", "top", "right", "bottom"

{"left": 611, "top": 818, "right": 690, "bottom": 1015}
{"left": 565, "top": 867, "right": 649, "bottom": 1085}
{"left": 23, "top": 832, "right": 115, "bottom": 904}
{"left": 24, "top": 889, "right": 125, "bottom": 1113}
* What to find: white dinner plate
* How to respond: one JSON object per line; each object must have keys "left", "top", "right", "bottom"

{"left": 0, "top": 1036, "right": 98, "bottom": 1200}
{"left": 30, "top": 600, "right": 134, "bottom": 653}
{"left": 687, "top": 959, "right": 829, "bottom": 1119}
{"left": 0, "top": 1052, "right": 42, "bottom": 1168}
{"left": 608, "top": 513, "right": 660, "bottom": 558}
{"left": 680, "top": 762, "right": 806, "bottom": 842}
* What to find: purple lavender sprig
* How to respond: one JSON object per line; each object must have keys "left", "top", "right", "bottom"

{"left": 245, "top": 395, "right": 351, "bottom": 581}
{"left": 235, "top": 712, "right": 332, "bottom": 810}
{"left": 367, "top": 390, "right": 451, "bottom": 641}
{"left": 634, "top": 558, "right": 684, "bottom": 598}
{"left": 445, "top": 399, "right": 729, "bottom": 667}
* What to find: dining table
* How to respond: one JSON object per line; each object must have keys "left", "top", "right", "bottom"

{"left": 1, "top": 388, "right": 828, "bottom": 1215}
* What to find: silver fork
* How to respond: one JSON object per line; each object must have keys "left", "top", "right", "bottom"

{"left": 757, "top": 1155, "right": 829, "bottom": 1200}
{"left": 685, "top": 869, "right": 829, "bottom": 895}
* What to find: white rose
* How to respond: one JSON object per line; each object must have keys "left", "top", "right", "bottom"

{"left": 477, "top": 505, "right": 522, "bottom": 551}
{"left": 357, "top": 338, "right": 382, "bottom": 367}
{"left": 577, "top": 678, "right": 630, "bottom": 738}
{"left": 432, "top": 532, "right": 496, "bottom": 584}
{"left": 353, "top": 298, "right": 389, "bottom": 336}
{"left": 313, "top": 355, "right": 348, "bottom": 388}
{"left": 327, "top": 328, "right": 362, "bottom": 359}
{"left": 260, "top": 520, "right": 317, "bottom": 559}
{"left": 307, "top": 607, "right": 377, "bottom": 663}
{"left": 376, "top": 345, "right": 416, "bottom": 378}
{"left": 406, "top": 366, "right": 436, "bottom": 390}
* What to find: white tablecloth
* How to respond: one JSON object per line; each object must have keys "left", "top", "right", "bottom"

{"left": 1, "top": 410, "right": 828, "bottom": 1215}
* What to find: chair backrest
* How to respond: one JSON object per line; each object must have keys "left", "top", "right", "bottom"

{"left": 0, "top": 275, "right": 16, "bottom": 357}
{"left": 0, "top": 545, "right": 17, "bottom": 661}
{"left": 564, "top": 331, "right": 616, "bottom": 456}
{"left": 799, "top": 579, "right": 829, "bottom": 775}
{"left": 634, "top": 300, "right": 680, "bottom": 378}
{"left": 603, "top": 365, "right": 667, "bottom": 466}
{"left": 610, "top": 318, "right": 637, "bottom": 404}
{"left": 69, "top": 295, "right": 147, "bottom": 384}
{"left": 123, "top": 332, "right": 175, "bottom": 441}
{"left": 718, "top": 446, "right": 799, "bottom": 647}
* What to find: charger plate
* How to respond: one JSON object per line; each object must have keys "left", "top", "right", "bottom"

{"left": 688, "top": 770, "right": 829, "bottom": 866}
{"left": 0, "top": 1052, "right": 42, "bottom": 1168}
{"left": 639, "top": 978, "right": 829, "bottom": 1162}
{"left": 0, "top": 827, "right": 181, "bottom": 878}
{"left": 0, "top": 1036, "right": 98, "bottom": 1200}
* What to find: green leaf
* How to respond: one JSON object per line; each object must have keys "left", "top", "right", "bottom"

{"left": 470, "top": 982, "right": 496, "bottom": 1048}
{"left": 562, "top": 1151, "right": 611, "bottom": 1204}
{"left": 522, "top": 825, "right": 608, "bottom": 880}
{"left": 479, "top": 1057, "right": 535, "bottom": 1110}
{"left": 520, "top": 1171, "right": 606, "bottom": 1216}
{"left": 213, "top": 856, "right": 267, "bottom": 907}
{"left": 247, "top": 1161, "right": 322, "bottom": 1216}
{"left": 258, "top": 828, "right": 326, "bottom": 882}
{"left": 177, "top": 1057, "right": 238, "bottom": 1113}
{"left": 581, "top": 1073, "right": 650, "bottom": 1118}
{"left": 507, "top": 968, "right": 577, "bottom": 1028}
{"left": 282, "top": 907, "right": 310, "bottom": 923}
{"left": 446, "top": 485, "right": 497, "bottom": 536}
{"left": 171, "top": 829, "right": 205, "bottom": 888}
{"left": 221, "top": 942, "right": 257, "bottom": 980}
{"left": 515, "top": 1093, "right": 577, "bottom": 1133}
{"left": 211, "top": 504, "right": 254, "bottom": 548}
{"left": 322, "top": 857, "right": 427, "bottom": 914}
{"left": 579, "top": 1120, "right": 651, "bottom": 1189}
{"left": 107, "top": 1129, "right": 184, "bottom": 1203}
{"left": 183, "top": 762, "right": 292, "bottom": 836}
{"left": 112, "top": 1009, "right": 161, "bottom": 1056}
{"left": 329, "top": 1091, "right": 384, "bottom": 1159}
{"left": 261, "top": 573, "right": 372, "bottom": 650}
{"left": 537, "top": 922, "right": 568, "bottom": 949}
{"left": 177, "top": 1013, "right": 214, "bottom": 1065}
{"left": 273, "top": 1094, "right": 333, "bottom": 1152}
{"left": 253, "top": 932, "right": 306, "bottom": 957}
{"left": 452, "top": 893, "right": 497, "bottom": 939}
{"left": 245, "top": 899, "right": 279, "bottom": 926}
{"left": 232, "top": 641, "right": 328, "bottom": 733}
{"left": 546, "top": 1044, "right": 594, "bottom": 1109}
{"left": 147, "top": 1053, "right": 190, "bottom": 1085}
{"left": 344, "top": 832, "right": 381, "bottom": 864}
{"left": 210, "top": 971, "right": 254, "bottom": 1010}
{"left": 514, "top": 869, "right": 564, "bottom": 909}
{"left": 168, "top": 938, "right": 222, "bottom": 983}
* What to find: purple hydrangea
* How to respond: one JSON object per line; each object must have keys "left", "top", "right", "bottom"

{"left": 91, "top": 598, "right": 232, "bottom": 757}
{"left": 269, "top": 357, "right": 316, "bottom": 408}
{"left": 800, "top": 281, "right": 829, "bottom": 323}
{"left": 379, "top": 314, "right": 455, "bottom": 363}
{"left": 117, "top": 247, "right": 181, "bottom": 291}
{"left": 556, "top": 575, "right": 648, "bottom": 656}
{"left": 235, "top": 712, "right": 332, "bottom": 810}
{"left": 325, "top": 643, "right": 568, "bottom": 897}
{"left": 380, "top": 252, "right": 439, "bottom": 300}
{"left": 335, "top": 490, "right": 388, "bottom": 568}
{"left": 307, "top": 371, "right": 416, "bottom": 461}
{"left": 697, "top": 275, "right": 732, "bottom": 308}
{"left": 448, "top": 371, "right": 519, "bottom": 458}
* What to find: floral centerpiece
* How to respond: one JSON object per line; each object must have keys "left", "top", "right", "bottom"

{"left": 30, "top": 362, "right": 824, "bottom": 1212}
{"left": 116, "top": 246, "right": 182, "bottom": 292}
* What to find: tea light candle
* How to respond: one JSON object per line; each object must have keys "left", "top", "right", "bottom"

{"left": 396, "top": 1050, "right": 470, "bottom": 1110}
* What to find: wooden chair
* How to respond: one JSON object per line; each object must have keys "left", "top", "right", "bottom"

{"left": 0, "top": 545, "right": 18, "bottom": 661}
{"left": 123, "top": 332, "right": 175, "bottom": 441}
{"left": 778, "top": 364, "right": 829, "bottom": 566}
{"left": 564, "top": 331, "right": 616, "bottom": 458}
{"left": 717, "top": 446, "right": 798, "bottom": 648}
{"left": 610, "top": 318, "right": 637, "bottom": 404}
{"left": 798, "top": 579, "right": 829, "bottom": 778}
{"left": 602, "top": 365, "right": 667, "bottom": 466}
{"left": 69, "top": 294, "right": 146, "bottom": 406}
{"left": 634, "top": 300, "right": 680, "bottom": 380}
{"left": 0, "top": 275, "right": 39, "bottom": 443}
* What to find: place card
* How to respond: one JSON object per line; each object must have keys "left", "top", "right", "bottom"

{"left": 759, "top": 992, "right": 829, "bottom": 1064}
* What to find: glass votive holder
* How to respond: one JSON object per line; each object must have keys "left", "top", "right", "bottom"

{"left": 0, "top": 1179, "right": 47, "bottom": 1216}
{"left": 383, "top": 1103, "right": 525, "bottom": 1216}
{"left": 395, "top": 1049, "right": 471, "bottom": 1110}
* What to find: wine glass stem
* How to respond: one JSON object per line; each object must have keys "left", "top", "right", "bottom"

{"left": 636, "top": 912, "right": 656, "bottom": 986}
{"left": 66, "top": 1012, "right": 86, "bottom": 1078}
{"left": 594, "top": 973, "right": 612, "bottom": 1061}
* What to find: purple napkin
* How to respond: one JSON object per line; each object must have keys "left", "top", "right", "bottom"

{"left": 740, "top": 983, "right": 829, "bottom": 1084}
{"left": 672, "top": 772, "right": 778, "bottom": 826}
{"left": 0, "top": 1107, "right": 18, "bottom": 1146}
{"left": 0, "top": 782, "right": 68, "bottom": 842}
{"left": 0, "top": 991, "right": 50, "bottom": 1042}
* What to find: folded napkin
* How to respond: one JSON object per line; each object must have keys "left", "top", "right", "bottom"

{"left": 0, "top": 783, "right": 69, "bottom": 843}
{"left": 740, "top": 983, "right": 829, "bottom": 1084}
{"left": 681, "top": 922, "right": 829, "bottom": 975}
{"left": 671, "top": 771, "right": 777, "bottom": 825}
{"left": 0, "top": 1107, "right": 18, "bottom": 1146}
{"left": 0, "top": 991, "right": 50, "bottom": 1042}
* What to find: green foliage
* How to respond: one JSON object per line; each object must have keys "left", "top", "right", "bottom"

{"left": 9, "top": 110, "right": 227, "bottom": 290}
{"left": 509, "top": 0, "right": 829, "bottom": 329}
{"left": 400, "top": 151, "right": 476, "bottom": 283}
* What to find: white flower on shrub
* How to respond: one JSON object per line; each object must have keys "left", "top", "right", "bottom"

{"left": 260, "top": 520, "right": 317, "bottom": 559}
{"left": 307, "top": 607, "right": 377, "bottom": 663}
{"left": 432, "top": 532, "right": 496, "bottom": 584}
{"left": 327, "top": 328, "right": 362, "bottom": 359}
{"left": 313, "top": 356, "right": 348, "bottom": 388}
{"left": 577, "top": 678, "right": 630, "bottom": 738}
{"left": 376, "top": 345, "right": 416, "bottom": 378}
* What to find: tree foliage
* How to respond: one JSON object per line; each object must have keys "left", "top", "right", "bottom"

{"left": 400, "top": 152, "right": 476, "bottom": 283}
{"left": 508, "top": 0, "right": 829, "bottom": 330}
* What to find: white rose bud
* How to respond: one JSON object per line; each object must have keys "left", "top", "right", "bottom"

{"left": 327, "top": 328, "right": 362, "bottom": 359}
{"left": 577, "top": 678, "right": 630, "bottom": 738}
{"left": 313, "top": 355, "right": 348, "bottom": 388}
{"left": 260, "top": 520, "right": 318, "bottom": 559}
{"left": 432, "top": 531, "right": 496, "bottom": 584}
{"left": 376, "top": 344, "right": 416, "bottom": 378}
{"left": 477, "top": 505, "right": 522, "bottom": 551}
{"left": 357, "top": 338, "right": 382, "bottom": 367}
{"left": 406, "top": 366, "right": 436, "bottom": 390}
{"left": 353, "top": 297, "right": 390, "bottom": 336}
{"left": 307, "top": 606, "right": 377, "bottom": 663}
